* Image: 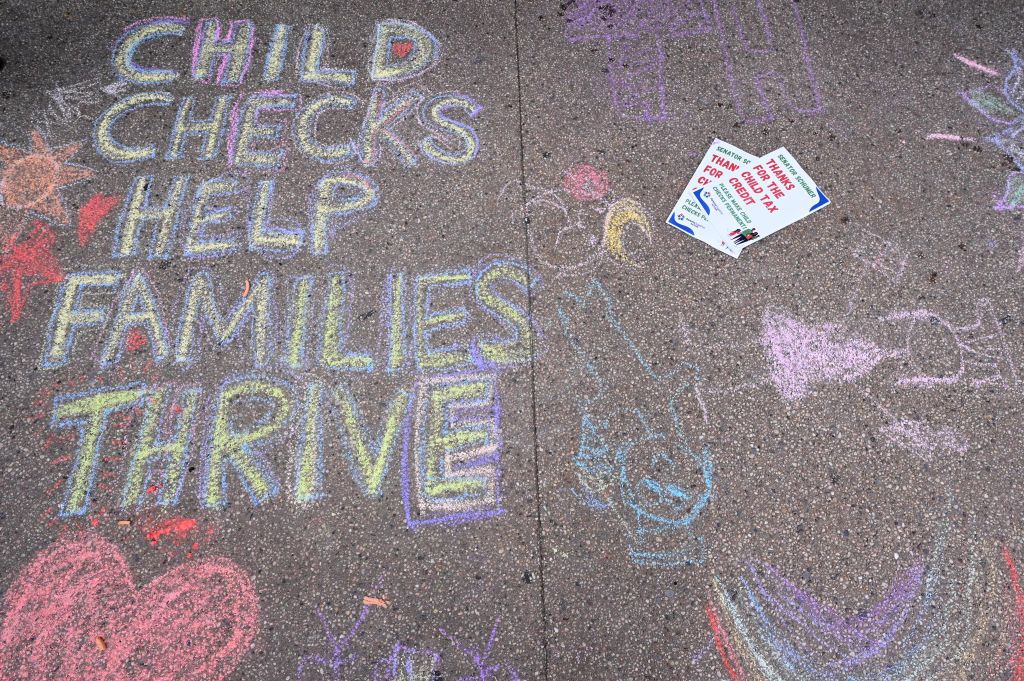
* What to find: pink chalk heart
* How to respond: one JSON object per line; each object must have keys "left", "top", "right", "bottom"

{"left": 391, "top": 39, "right": 414, "bottom": 60}
{"left": 0, "top": 533, "right": 259, "bottom": 680}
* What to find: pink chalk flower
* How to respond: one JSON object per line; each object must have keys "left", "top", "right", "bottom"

{"left": 563, "top": 164, "right": 609, "bottom": 202}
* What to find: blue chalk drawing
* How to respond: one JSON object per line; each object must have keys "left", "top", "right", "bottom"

{"left": 557, "top": 280, "right": 713, "bottom": 567}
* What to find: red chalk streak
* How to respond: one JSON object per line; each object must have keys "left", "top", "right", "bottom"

{"left": 706, "top": 600, "right": 746, "bottom": 681}
{"left": 954, "top": 53, "right": 1000, "bottom": 77}
{"left": 0, "top": 532, "right": 258, "bottom": 680}
{"left": 77, "top": 193, "right": 121, "bottom": 246}
{"left": 145, "top": 518, "right": 198, "bottom": 545}
{"left": 125, "top": 329, "right": 149, "bottom": 352}
{"left": 926, "top": 133, "right": 976, "bottom": 142}
{"left": 0, "top": 220, "right": 63, "bottom": 323}
{"left": 1003, "top": 546, "right": 1024, "bottom": 681}
{"left": 391, "top": 40, "right": 413, "bottom": 60}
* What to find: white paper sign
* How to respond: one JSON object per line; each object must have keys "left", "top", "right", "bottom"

{"left": 665, "top": 139, "right": 758, "bottom": 254}
{"left": 703, "top": 147, "right": 830, "bottom": 257}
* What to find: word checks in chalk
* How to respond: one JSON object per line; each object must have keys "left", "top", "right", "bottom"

{"left": 26, "top": 14, "right": 505, "bottom": 534}
{"left": 93, "top": 16, "right": 482, "bottom": 253}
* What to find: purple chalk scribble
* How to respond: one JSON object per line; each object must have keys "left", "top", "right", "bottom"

{"left": 711, "top": 0, "right": 824, "bottom": 124}
{"left": 564, "top": 0, "right": 824, "bottom": 123}
{"left": 565, "top": 0, "right": 711, "bottom": 121}
{"left": 439, "top": 618, "right": 520, "bottom": 681}
{"left": 296, "top": 578, "right": 384, "bottom": 680}
{"left": 744, "top": 560, "right": 925, "bottom": 672}
{"left": 879, "top": 419, "right": 968, "bottom": 460}
{"left": 297, "top": 592, "right": 520, "bottom": 681}
{"left": 884, "top": 299, "right": 1017, "bottom": 390}
{"left": 961, "top": 49, "right": 1024, "bottom": 211}
{"left": 761, "top": 308, "right": 890, "bottom": 401}
{"left": 373, "top": 643, "right": 443, "bottom": 680}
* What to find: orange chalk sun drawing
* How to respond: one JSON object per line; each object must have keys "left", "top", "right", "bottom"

{"left": 0, "top": 130, "right": 94, "bottom": 224}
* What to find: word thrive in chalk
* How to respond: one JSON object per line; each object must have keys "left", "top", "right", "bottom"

{"left": 51, "top": 371, "right": 506, "bottom": 528}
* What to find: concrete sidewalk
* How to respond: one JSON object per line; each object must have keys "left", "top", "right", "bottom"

{"left": 0, "top": 0, "right": 1023, "bottom": 678}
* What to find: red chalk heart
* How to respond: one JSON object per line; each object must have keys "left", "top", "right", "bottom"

{"left": 0, "top": 533, "right": 259, "bottom": 680}
{"left": 391, "top": 39, "right": 414, "bottom": 60}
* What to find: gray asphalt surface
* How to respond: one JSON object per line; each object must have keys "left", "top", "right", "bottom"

{"left": 1, "top": 0, "right": 1024, "bottom": 679}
